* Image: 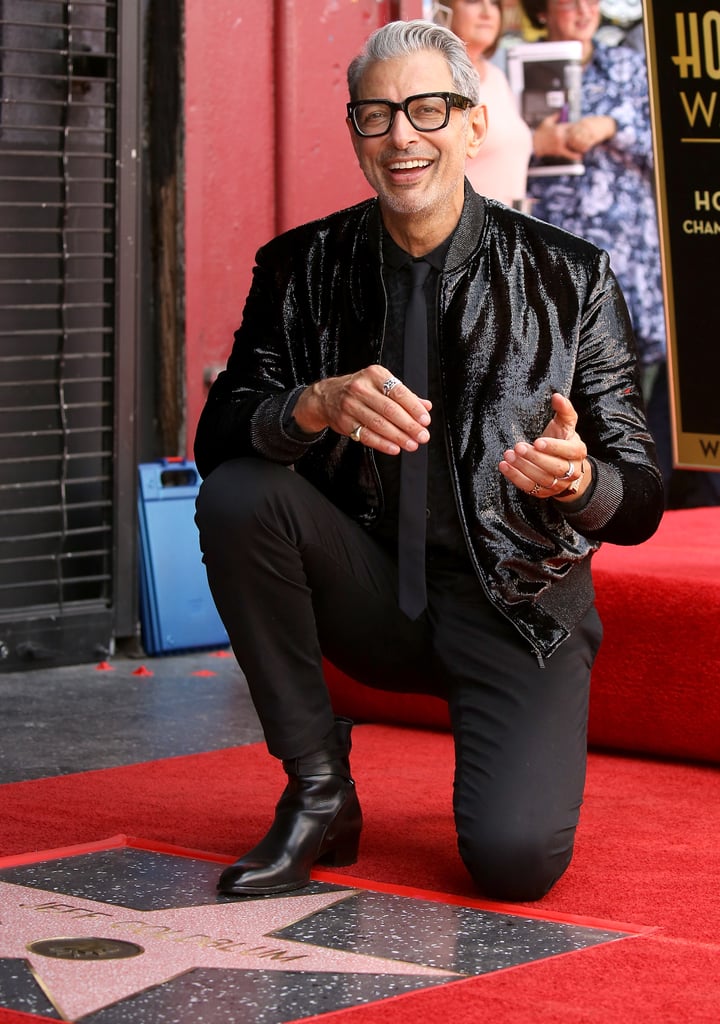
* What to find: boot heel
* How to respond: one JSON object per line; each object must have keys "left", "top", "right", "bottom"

{"left": 318, "top": 786, "right": 362, "bottom": 867}
{"left": 318, "top": 828, "right": 361, "bottom": 867}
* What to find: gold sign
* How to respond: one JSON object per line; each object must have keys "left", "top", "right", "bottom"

{"left": 644, "top": 6, "right": 720, "bottom": 470}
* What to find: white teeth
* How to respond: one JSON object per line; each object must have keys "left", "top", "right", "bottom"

{"left": 388, "top": 159, "right": 431, "bottom": 170}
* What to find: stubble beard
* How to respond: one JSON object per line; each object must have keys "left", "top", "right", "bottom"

{"left": 369, "top": 170, "right": 461, "bottom": 219}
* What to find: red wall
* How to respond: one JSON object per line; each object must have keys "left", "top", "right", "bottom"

{"left": 183, "top": 0, "right": 422, "bottom": 452}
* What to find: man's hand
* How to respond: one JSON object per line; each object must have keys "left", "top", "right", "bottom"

{"left": 293, "top": 364, "right": 431, "bottom": 456}
{"left": 498, "top": 393, "right": 591, "bottom": 502}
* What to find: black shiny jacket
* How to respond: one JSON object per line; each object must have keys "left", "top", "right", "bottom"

{"left": 194, "top": 185, "right": 663, "bottom": 659}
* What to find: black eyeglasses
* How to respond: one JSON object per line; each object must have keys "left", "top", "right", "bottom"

{"left": 347, "top": 92, "right": 474, "bottom": 138}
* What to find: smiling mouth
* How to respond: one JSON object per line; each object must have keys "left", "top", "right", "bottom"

{"left": 386, "top": 159, "right": 433, "bottom": 171}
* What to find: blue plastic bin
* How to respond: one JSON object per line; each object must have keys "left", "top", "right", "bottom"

{"left": 138, "top": 459, "right": 229, "bottom": 654}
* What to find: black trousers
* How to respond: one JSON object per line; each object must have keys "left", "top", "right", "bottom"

{"left": 195, "top": 458, "right": 603, "bottom": 901}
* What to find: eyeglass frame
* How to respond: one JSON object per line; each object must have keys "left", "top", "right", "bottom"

{"left": 346, "top": 92, "right": 475, "bottom": 138}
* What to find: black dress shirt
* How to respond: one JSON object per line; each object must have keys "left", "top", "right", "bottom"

{"left": 374, "top": 230, "right": 470, "bottom": 572}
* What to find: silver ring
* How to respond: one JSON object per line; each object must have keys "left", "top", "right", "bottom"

{"left": 349, "top": 423, "right": 363, "bottom": 443}
{"left": 550, "top": 477, "right": 558, "bottom": 488}
{"left": 383, "top": 377, "right": 400, "bottom": 396}
{"left": 560, "top": 461, "right": 575, "bottom": 481}
{"left": 529, "top": 482, "right": 542, "bottom": 496}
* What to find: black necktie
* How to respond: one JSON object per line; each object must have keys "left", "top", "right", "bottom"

{"left": 398, "top": 259, "right": 431, "bottom": 619}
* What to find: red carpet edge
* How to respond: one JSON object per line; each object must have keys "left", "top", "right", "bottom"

{"left": 1, "top": 728, "right": 719, "bottom": 1023}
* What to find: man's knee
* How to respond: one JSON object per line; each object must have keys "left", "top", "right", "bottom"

{"left": 457, "top": 824, "right": 574, "bottom": 903}
{"left": 196, "top": 458, "right": 293, "bottom": 539}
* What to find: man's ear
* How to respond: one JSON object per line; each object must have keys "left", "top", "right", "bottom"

{"left": 347, "top": 117, "right": 362, "bottom": 158}
{"left": 466, "top": 104, "right": 488, "bottom": 157}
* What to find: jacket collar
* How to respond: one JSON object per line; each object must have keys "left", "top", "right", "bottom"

{"left": 365, "top": 179, "right": 486, "bottom": 274}
{"left": 446, "top": 180, "right": 486, "bottom": 273}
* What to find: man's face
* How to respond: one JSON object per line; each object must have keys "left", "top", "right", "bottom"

{"left": 347, "top": 50, "right": 486, "bottom": 222}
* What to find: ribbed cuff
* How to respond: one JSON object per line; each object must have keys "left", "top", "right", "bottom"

{"left": 561, "top": 457, "right": 623, "bottom": 532}
{"left": 250, "top": 386, "right": 328, "bottom": 462}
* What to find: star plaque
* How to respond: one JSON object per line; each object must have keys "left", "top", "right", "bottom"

{"left": 0, "top": 837, "right": 642, "bottom": 1023}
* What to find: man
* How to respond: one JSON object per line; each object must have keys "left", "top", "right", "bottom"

{"left": 194, "top": 20, "right": 663, "bottom": 903}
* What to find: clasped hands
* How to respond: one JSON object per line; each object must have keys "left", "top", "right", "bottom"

{"left": 293, "top": 366, "right": 589, "bottom": 502}
{"left": 533, "top": 113, "right": 617, "bottom": 161}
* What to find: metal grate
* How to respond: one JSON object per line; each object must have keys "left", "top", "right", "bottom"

{"left": 0, "top": 0, "right": 119, "bottom": 664}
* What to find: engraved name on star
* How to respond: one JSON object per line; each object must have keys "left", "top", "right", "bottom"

{"left": 0, "top": 881, "right": 459, "bottom": 1020}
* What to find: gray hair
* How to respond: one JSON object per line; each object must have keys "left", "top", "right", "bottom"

{"left": 347, "top": 20, "right": 481, "bottom": 104}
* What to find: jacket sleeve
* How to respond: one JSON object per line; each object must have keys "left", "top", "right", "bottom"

{"left": 560, "top": 251, "right": 664, "bottom": 546}
{"left": 193, "top": 241, "right": 326, "bottom": 479}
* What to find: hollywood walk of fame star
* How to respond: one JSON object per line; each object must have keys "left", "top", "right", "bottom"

{"left": 0, "top": 881, "right": 460, "bottom": 1020}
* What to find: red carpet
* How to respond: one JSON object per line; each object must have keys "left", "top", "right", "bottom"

{"left": 1, "top": 727, "right": 719, "bottom": 1022}
{"left": 323, "top": 508, "right": 720, "bottom": 765}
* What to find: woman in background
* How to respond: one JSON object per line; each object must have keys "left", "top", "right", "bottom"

{"left": 442, "top": 0, "right": 532, "bottom": 206}
{"left": 519, "top": 0, "right": 682, "bottom": 496}
{"left": 519, "top": 0, "right": 665, "bottom": 399}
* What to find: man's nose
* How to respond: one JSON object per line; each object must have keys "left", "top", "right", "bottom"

{"left": 388, "top": 108, "right": 419, "bottom": 146}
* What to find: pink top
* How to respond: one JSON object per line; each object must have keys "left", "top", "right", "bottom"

{"left": 465, "top": 60, "right": 532, "bottom": 207}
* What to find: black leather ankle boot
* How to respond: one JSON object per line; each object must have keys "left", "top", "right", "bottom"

{"left": 217, "top": 716, "right": 362, "bottom": 896}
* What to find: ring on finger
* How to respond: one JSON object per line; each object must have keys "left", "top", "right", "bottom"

{"left": 529, "top": 482, "right": 543, "bottom": 496}
{"left": 349, "top": 423, "right": 363, "bottom": 443}
{"left": 383, "top": 376, "right": 401, "bottom": 396}
{"left": 560, "top": 461, "right": 575, "bottom": 481}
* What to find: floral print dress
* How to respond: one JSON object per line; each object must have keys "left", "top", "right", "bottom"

{"left": 527, "top": 41, "right": 665, "bottom": 369}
